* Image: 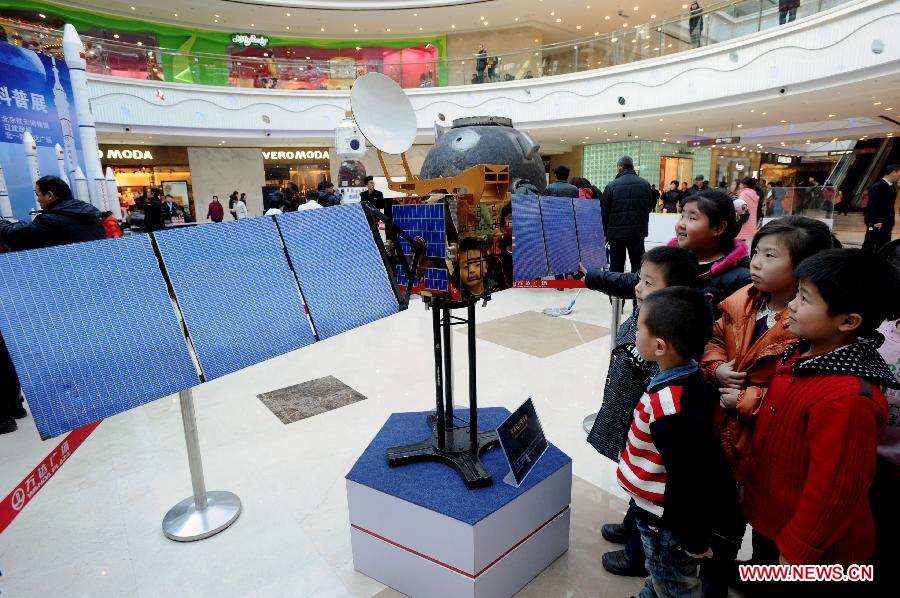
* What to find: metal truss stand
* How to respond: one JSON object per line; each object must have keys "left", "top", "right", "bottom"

{"left": 582, "top": 296, "right": 624, "bottom": 434}
{"left": 387, "top": 299, "right": 500, "bottom": 489}
{"left": 162, "top": 388, "right": 241, "bottom": 541}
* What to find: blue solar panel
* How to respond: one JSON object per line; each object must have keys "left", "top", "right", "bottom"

{"left": 277, "top": 206, "right": 398, "bottom": 339}
{"left": 391, "top": 203, "right": 446, "bottom": 258}
{"left": 155, "top": 218, "right": 316, "bottom": 381}
{"left": 540, "top": 196, "right": 581, "bottom": 276}
{"left": 511, "top": 194, "right": 549, "bottom": 281}
{"left": 396, "top": 264, "right": 418, "bottom": 287}
{"left": 0, "top": 236, "right": 199, "bottom": 440}
{"left": 423, "top": 268, "right": 449, "bottom": 292}
{"left": 574, "top": 200, "right": 607, "bottom": 269}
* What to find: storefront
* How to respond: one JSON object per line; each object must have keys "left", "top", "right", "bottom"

{"left": 261, "top": 147, "right": 333, "bottom": 206}
{"left": 759, "top": 153, "right": 801, "bottom": 187}
{"left": 711, "top": 148, "right": 762, "bottom": 187}
{"left": 100, "top": 144, "right": 192, "bottom": 212}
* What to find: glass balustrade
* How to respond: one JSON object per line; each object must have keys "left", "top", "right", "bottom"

{"left": 0, "top": 0, "right": 850, "bottom": 90}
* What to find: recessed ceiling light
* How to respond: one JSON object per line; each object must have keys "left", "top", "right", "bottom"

{"left": 414, "top": 13, "right": 418, "bottom": 17}
{"left": 215, "top": 14, "right": 220, "bottom": 18}
{"left": 285, "top": 26, "right": 289, "bottom": 30}
{"left": 484, "top": 21, "right": 489, "bottom": 26}
{"left": 682, "top": 3, "right": 688, "bottom": 8}
{"left": 737, "top": 124, "right": 743, "bottom": 128}
{"left": 761, "top": 112, "right": 767, "bottom": 115}
{"left": 607, "top": 138, "right": 611, "bottom": 141}
{"left": 662, "top": 138, "right": 667, "bottom": 142}
{"left": 356, "top": 46, "right": 361, "bottom": 50}
{"left": 887, "top": 107, "right": 894, "bottom": 111}
{"left": 556, "top": 18, "right": 562, "bottom": 22}
{"left": 137, "top": 41, "right": 142, "bottom": 46}
{"left": 250, "top": 24, "right": 254, "bottom": 27}
{"left": 651, "top": 13, "right": 656, "bottom": 18}
{"left": 576, "top": 25, "right": 582, "bottom": 29}
{"left": 874, "top": 101, "right": 882, "bottom": 105}
{"left": 38, "top": 13, "right": 46, "bottom": 18}
{"left": 306, "top": 56, "right": 311, "bottom": 59}
{"left": 130, "top": 6, "right": 135, "bottom": 10}
{"left": 780, "top": 119, "right": 787, "bottom": 123}
{"left": 173, "top": 13, "right": 178, "bottom": 17}
{"left": 658, "top": 118, "right": 664, "bottom": 122}
{"left": 584, "top": 136, "right": 590, "bottom": 139}
{"left": 634, "top": 5, "right": 640, "bottom": 10}
{"left": 419, "top": 27, "right": 423, "bottom": 30}
{"left": 515, "top": 17, "right": 519, "bottom": 21}
{"left": 386, "top": 28, "right": 391, "bottom": 32}
{"left": 113, "top": 33, "right": 120, "bottom": 39}
{"left": 213, "top": 19, "right": 218, "bottom": 23}
{"left": 354, "top": 28, "right": 359, "bottom": 32}
{"left": 320, "top": 27, "right": 325, "bottom": 32}
{"left": 605, "top": 16, "right": 611, "bottom": 20}
{"left": 534, "top": 38, "right": 539, "bottom": 42}
{"left": 481, "top": 15, "right": 486, "bottom": 20}
{"left": 560, "top": 139, "right": 565, "bottom": 142}
{"left": 698, "top": 128, "right": 704, "bottom": 131}
{"left": 550, "top": 12, "right": 555, "bottom": 16}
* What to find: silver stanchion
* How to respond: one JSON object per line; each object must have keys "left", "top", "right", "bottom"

{"left": 583, "top": 296, "right": 624, "bottom": 434}
{"left": 162, "top": 388, "right": 241, "bottom": 541}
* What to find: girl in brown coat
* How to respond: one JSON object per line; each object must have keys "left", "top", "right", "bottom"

{"left": 701, "top": 216, "right": 836, "bottom": 478}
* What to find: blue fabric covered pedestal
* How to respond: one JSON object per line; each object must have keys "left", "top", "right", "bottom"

{"left": 346, "top": 408, "right": 572, "bottom": 598}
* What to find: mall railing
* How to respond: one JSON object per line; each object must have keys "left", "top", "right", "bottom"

{"left": 1, "top": 0, "right": 850, "bottom": 90}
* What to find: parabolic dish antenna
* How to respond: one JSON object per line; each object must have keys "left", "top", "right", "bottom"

{"left": 351, "top": 73, "right": 417, "bottom": 155}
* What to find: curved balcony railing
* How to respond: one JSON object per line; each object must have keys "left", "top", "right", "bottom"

{"left": 1, "top": 0, "right": 851, "bottom": 90}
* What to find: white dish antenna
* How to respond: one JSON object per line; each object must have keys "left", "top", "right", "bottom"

{"left": 351, "top": 73, "right": 417, "bottom": 155}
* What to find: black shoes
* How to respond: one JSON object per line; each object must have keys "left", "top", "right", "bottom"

{"left": 601, "top": 522, "right": 629, "bottom": 544}
{"left": 602, "top": 549, "right": 647, "bottom": 577}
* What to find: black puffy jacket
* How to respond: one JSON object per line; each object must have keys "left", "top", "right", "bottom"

{"left": 585, "top": 239, "right": 751, "bottom": 313}
{"left": 600, "top": 169, "right": 653, "bottom": 241}
{"left": 0, "top": 195, "right": 105, "bottom": 251}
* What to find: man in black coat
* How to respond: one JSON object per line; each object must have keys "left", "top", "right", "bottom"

{"left": 144, "top": 189, "right": 164, "bottom": 232}
{"left": 863, "top": 164, "right": 900, "bottom": 252}
{"left": 601, "top": 156, "right": 653, "bottom": 273}
{"left": 545, "top": 165, "right": 580, "bottom": 198}
{"left": 0, "top": 175, "right": 105, "bottom": 434}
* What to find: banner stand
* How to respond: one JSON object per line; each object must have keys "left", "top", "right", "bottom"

{"left": 582, "top": 296, "right": 623, "bottom": 434}
{"left": 162, "top": 388, "right": 241, "bottom": 541}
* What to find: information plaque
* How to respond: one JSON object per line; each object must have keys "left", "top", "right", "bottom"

{"left": 496, "top": 398, "right": 549, "bottom": 488}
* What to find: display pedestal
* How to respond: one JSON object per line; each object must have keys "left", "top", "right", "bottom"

{"left": 347, "top": 408, "right": 572, "bottom": 598}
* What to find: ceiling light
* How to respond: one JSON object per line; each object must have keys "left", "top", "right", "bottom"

{"left": 698, "top": 128, "right": 704, "bottom": 132}
{"left": 828, "top": 114, "right": 835, "bottom": 118}
{"left": 213, "top": 19, "right": 218, "bottom": 23}
{"left": 594, "top": 31, "right": 600, "bottom": 35}
{"left": 250, "top": 24, "right": 254, "bottom": 27}
{"left": 780, "top": 119, "right": 787, "bottom": 123}
{"left": 354, "top": 28, "right": 358, "bottom": 32}
{"left": 560, "top": 139, "right": 565, "bottom": 142}
{"left": 634, "top": 5, "right": 640, "bottom": 10}
{"left": 611, "top": 37, "right": 618, "bottom": 42}
{"left": 576, "top": 25, "right": 582, "bottom": 29}
{"left": 751, "top": 109, "right": 755, "bottom": 112}
{"left": 130, "top": 6, "right": 135, "bottom": 10}
{"left": 515, "top": 17, "right": 519, "bottom": 21}
{"left": 306, "top": 56, "right": 311, "bottom": 59}
{"left": 662, "top": 138, "right": 667, "bottom": 142}
{"left": 534, "top": 38, "right": 539, "bottom": 42}
{"left": 137, "top": 41, "right": 142, "bottom": 46}
{"left": 659, "top": 118, "right": 664, "bottom": 122}
{"left": 607, "top": 138, "right": 611, "bottom": 141}
{"left": 355, "top": 46, "right": 361, "bottom": 50}
{"left": 806, "top": 140, "right": 811, "bottom": 144}
{"left": 285, "top": 26, "right": 289, "bottom": 30}
{"left": 550, "top": 12, "right": 555, "bottom": 16}
{"left": 874, "top": 102, "right": 882, "bottom": 105}
{"left": 173, "top": 13, "right": 178, "bottom": 17}
{"left": 887, "top": 107, "right": 894, "bottom": 111}
{"left": 556, "top": 18, "right": 562, "bottom": 22}
{"left": 605, "top": 16, "right": 611, "bottom": 20}
{"left": 737, "top": 124, "right": 743, "bottom": 128}
{"left": 215, "top": 14, "right": 220, "bottom": 18}
{"left": 761, "top": 112, "right": 767, "bottom": 115}
{"left": 651, "top": 13, "right": 657, "bottom": 18}
{"left": 682, "top": 3, "right": 689, "bottom": 8}
{"left": 386, "top": 28, "right": 391, "bottom": 32}
{"left": 414, "top": 13, "right": 418, "bottom": 17}
{"left": 452, "top": 25, "right": 456, "bottom": 29}
{"left": 38, "top": 13, "right": 46, "bottom": 18}
{"left": 113, "top": 33, "right": 120, "bottom": 39}
{"left": 419, "top": 27, "right": 423, "bottom": 30}
{"left": 585, "top": 136, "right": 590, "bottom": 139}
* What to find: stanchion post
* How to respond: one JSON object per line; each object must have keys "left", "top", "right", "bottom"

{"left": 162, "top": 388, "right": 242, "bottom": 541}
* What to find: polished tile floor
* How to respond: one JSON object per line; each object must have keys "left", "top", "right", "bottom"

{"left": 0, "top": 287, "right": 741, "bottom": 597}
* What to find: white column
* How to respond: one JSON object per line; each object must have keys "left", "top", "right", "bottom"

{"left": 105, "top": 167, "right": 121, "bottom": 219}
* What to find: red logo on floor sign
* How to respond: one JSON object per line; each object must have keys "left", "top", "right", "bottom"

{"left": 0, "top": 421, "right": 101, "bottom": 534}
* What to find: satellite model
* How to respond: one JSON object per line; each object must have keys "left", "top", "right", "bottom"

{"left": 351, "top": 73, "right": 533, "bottom": 488}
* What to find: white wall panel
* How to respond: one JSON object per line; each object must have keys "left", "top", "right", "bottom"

{"left": 187, "top": 148, "right": 266, "bottom": 221}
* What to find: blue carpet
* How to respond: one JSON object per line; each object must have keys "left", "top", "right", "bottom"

{"left": 346, "top": 407, "right": 571, "bottom": 525}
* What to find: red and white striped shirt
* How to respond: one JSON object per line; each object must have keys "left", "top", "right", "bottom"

{"left": 616, "top": 385, "right": 684, "bottom": 516}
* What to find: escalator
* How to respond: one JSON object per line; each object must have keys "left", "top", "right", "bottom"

{"left": 831, "top": 138, "right": 897, "bottom": 209}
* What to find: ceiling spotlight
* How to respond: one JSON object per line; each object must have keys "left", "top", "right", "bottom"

{"left": 354, "top": 28, "right": 359, "bottom": 32}
{"left": 130, "top": 6, "right": 135, "bottom": 10}
{"left": 355, "top": 46, "right": 361, "bottom": 50}
{"left": 173, "top": 13, "right": 178, "bottom": 17}
{"left": 215, "top": 14, "right": 220, "bottom": 18}
{"left": 605, "top": 16, "right": 611, "bottom": 20}
{"left": 386, "top": 28, "right": 391, "bottom": 31}
{"left": 828, "top": 114, "right": 836, "bottom": 118}
{"left": 38, "top": 13, "right": 46, "bottom": 18}
{"left": 451, "top": 24, "right": 456, "bottom": 29}
{"left": 737, "top": 124, "right": 743, "bottom": 128}
{"left": 484, "top": 21, "right": 489, "bottom": 25}
{"left": 780, "top": 119, "right": 787, "bottom": 123}
{"left": 213, "top": 19, "right": 218, "bottom": 23}
{"left": 576, "top": 25, "right": 582, "bottom": 29}
{"left": 550, "top": 12, "right": 555, "bottom": 16}
{"left": 651, "top": 13, "right": 657, "bottom": 18}
{"left": 761, "top": 112, "right": 767, "bottom": 115}
{"left": 698, "top": 128, "right": 704, "bottom": 132}
{"left": 419, "top": 27, "right": 423, "bottom": 30}
{"left": 887, "top": 107, "right": 894, "bottom": 111}
{"left": 556, "top": 18, "right": 562, "bottom": 22}
{"left": 874, "top": 101, "right": 882, "bottom": 105}
{"left": 515, "top": 17, "right": 520, "bottom": 21}
{"left": 137, "top": 41, "right": 142, "bottom": 46}
{"left": 113, "top": 33, "right": 120, "bottom": 39}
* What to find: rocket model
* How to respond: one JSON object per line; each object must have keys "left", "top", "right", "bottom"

{"left": 55, "top": 143, "right": 71, "bottom": 188}
{"left": 51, "top": 58, "right": 79, "bottom": 194}
{"left": 62, "top": 24, "right": 108, "bottom": 213}
{"left": 23, "top": 131, "right": 41, "bottom": 214}
{"left": 74, "top": 166, "right": 89, "bottom": 203}
{"left": 105, "top": 167, "right": 120, "bottom": 219}
{"left": 0, "top": 161, "right": 12, "bottom": 218}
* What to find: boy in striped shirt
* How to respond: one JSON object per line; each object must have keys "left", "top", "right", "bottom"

{"left": 622, "top": 287, "right": 740, "bottom": 598}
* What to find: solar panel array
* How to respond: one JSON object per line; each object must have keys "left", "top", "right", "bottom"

{"left": 390, "top": 203, "right": 447, "bottom": 258}
{"left": 573, "top": 200, "right": 607, "bottom": 270}
{"left": 155, "top": 218, "right": 316, "bottom": 381}
{"left": 278, "top": 206, "right": 398, "bottom": 340}
{"left": 540, "top": 196, "right": 581, "bottom": 276}
{"left": 0, "top": 236, "right": 200, "bottom": 440}
{"left": 511, "top": 196, "right": 607, "bottom": 282}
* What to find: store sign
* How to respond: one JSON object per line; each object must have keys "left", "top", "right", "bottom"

{"left": 232, "top": 34, "right": 269, "bottom": 48}
{"left": 98, "top": 148, "right": 153, "bottom": 160}
{"left": 688, "top": 136, "right": 741, "bottom": 147}
{"left": 776, "top": 155, "right": 793, "bottom": 164}
{"left": 262, "top": 149, "right": 331, "bottom": 162}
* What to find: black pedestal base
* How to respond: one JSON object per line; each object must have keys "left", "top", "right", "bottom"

{"left": 387, "top": 415, "right": 501, "bottom": 489}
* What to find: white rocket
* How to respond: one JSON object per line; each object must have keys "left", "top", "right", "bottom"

{"left": 73, "top": 166, "right": 89, "bottom": 203}
{"left": 105, "top": 167, "right": 120, "bottom": 219}
{"left": 62, "top": 24, "right": 108, "bottom": 213}
{"left": 23, "top": 131, "right": 41, "bottom": 214}
{"left": 0, "top": 161, "right": 12, "bottom": 218}
{"left": 51, "top": 58, "right": 78, "bottom": 194}
{"left": 54, "top": 143, "right": 71, "bottom": 188}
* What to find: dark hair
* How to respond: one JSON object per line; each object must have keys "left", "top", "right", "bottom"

{"left": 322, "top": 180, "right": 335, "bottom": 190}
{"left": 795, "top": 249, "right": 900, "bottom": 336}
{"left": 212, "top": 195, "right": 218, "bottom": 199}
{"left": 642, "top": 287, "right": 714, "bottom": 359}
{"left": 878, "top": 239, "right": 900, "bottom": 269}
{"left": 681, "top": 189, "right": 740, "bottom": 253}
{"left": 459, "top": 236, "right": 485, "bottom": 253}
{"left": 570, "top": 177, "right": 589, "bottom": 189}
{"left": 35, "top": 175, "right": 71, "bottom": 198}
{"left": 500, "top": 202, "right": 512, "bottom": 222}
{"left": 100, "top": 210, "right": 112, "bottom": 219}
{"left": 739, "top": 176, "right": 756, "bottom": 188}
{"left": 751, "top": 216, "right": 834, "bottom": 267}
{"left": 883, "top": 164, "right": 900, "bottom": 176}
{"left": 270, "top": 196, "right": 283, "bottom": 209}
{"left": 365, "top": 175, "right": 374, "bottom": 183}
{"left": 642, "top": 246, "right": 699, "bottom": 288}
{"left": 670, "top": 180, "right": 679, "bottom": 186}
{"left": 553, "top": 165, "right": 570, "bottom": 181}
{"left": 694, "top": 175, "right": 705, "bottom": 182}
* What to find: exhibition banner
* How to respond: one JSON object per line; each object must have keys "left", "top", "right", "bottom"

{"left": 497, "top": 398, "right": 548, "bottom": 487}
{"left": 0, "top": 420, "right": 100, "bottom": 535}
{"left": 0, "top": 40, "right": 84, "bottom": 220}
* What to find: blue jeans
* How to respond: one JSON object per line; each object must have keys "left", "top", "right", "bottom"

{"left": 635, "top": 510, "right": 702, "bottom": 598}
{"left": 623, "top": 503, "right": 646, "bottom": 564}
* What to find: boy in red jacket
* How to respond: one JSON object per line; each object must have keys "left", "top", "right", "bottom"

{"left": 743, "top": 250, "right": 900, "bottom": 580}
